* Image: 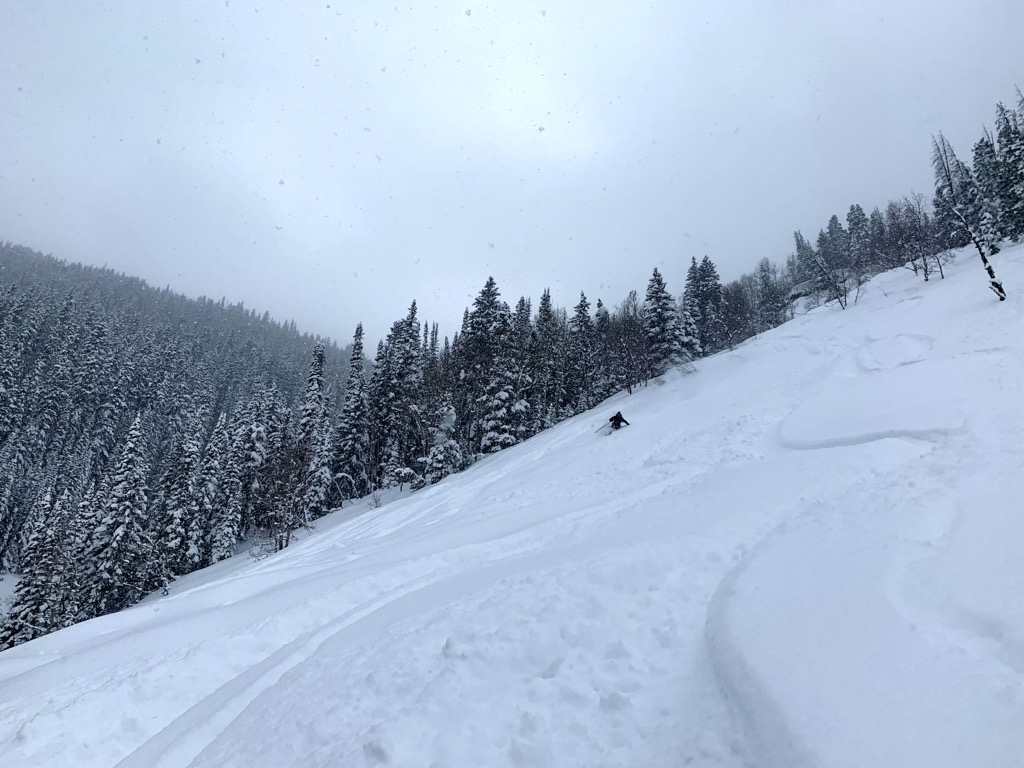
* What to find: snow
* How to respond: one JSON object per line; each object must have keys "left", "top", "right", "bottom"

{"left": 1, "top": 245, "right": 1022, "bottom": 767}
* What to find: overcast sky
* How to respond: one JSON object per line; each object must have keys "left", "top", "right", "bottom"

{"left": 2, "top": 1, "right": 1021, "bottom": 347}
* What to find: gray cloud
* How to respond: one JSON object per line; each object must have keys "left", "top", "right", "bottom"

{"left": 2, "top": 0, "right": 1021, "bottom": 346}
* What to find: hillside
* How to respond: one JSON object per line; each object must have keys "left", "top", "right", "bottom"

{"left": 0, "top": 243, "right": 351, "bottom": 578}
{"left": 0, "top": 245, "right": 1021, "bottom": 767}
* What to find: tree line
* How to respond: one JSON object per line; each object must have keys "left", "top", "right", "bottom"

{"left": 785, "top": 92, "right": 1022, "bottom": 308}
{"left": 2, "top": 90, "right": 1021, "bottom": 649}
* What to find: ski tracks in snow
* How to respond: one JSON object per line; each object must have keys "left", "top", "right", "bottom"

{"left": 704, "top": 251, "right": 1024, "bottom": 767}
{"left": 2, "top": 247, "right": 1021, "bottom": 767}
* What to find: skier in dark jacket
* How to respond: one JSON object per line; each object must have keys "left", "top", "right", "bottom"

{"left": 609, "top": 411, "right": 630, "bottom": 430}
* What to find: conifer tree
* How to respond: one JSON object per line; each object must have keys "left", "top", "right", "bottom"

{"left": 205, "top": 413, "right": 241, "bottom": 563}
{"left": 567, "top": 292, "right": 596, "bottom": 411}
{"left": 610, "top": 290, "right": 649, "bottom": 393}
{"left": 156, "top": 433, "right": 202, "bottom": 577}
{"left": 529, "top": 288, "right": 566, "bottom": 432}
{"left": 479, "top": 305, "right": 523, "bottom": 454}
{"left": 230, "top": 392, "right": 269, "bottom": 536}
{"left": 796, "top": 230, "right": 847, "bottom": 308}
{"left": 720, "top": 280, "right": 753, "bottom": 347}
{"left": 84, "top": 415, "right": 158, "bottom": 615}
{"left": 592, "top": 299, "right": 615, "bottom": 401}
{"left": 682, "top": 257, "right": 702, "bottom": 347}
{"left": 677, "top": 299, "right": 702, "bottom": 361}
{"left": 694, "top": 256, "right": 724, "bottom": 354}
{"left": 423, "top": 394, "right": 463, "bottom": 484}
{"left": 867, "top": 207, "right": 889, "bottom": 269}
{"left": 372, "top": 303, "right": 425, "bottom": 488}
{"left": 846, "top": 204, "right": 871, "bottom": 286}
{"left": 643, "top": 268, "right": 687, "bottom": 376}
{"left": 0, "top": 490, "right": 65, "bottom": 648}
{"left": 333, "top": 324, "right": 371, "bottom": 501}
{"left": 366, "top": 339, "right": 390, "bottom": 489}
{"left": 290, "top": 342, "right": 333, "bottom": 521}
{"left": 994, "top": 101, "right": 1024, "bottom": 240}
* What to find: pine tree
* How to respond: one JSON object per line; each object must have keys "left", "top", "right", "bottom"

{"left": 846, "top": 204, "right": 871, "bottom": 286}
{"left": 610, "top": 290, "right": 649, "bottom": 393}
{"left": 205, "top": 413, "right": 241, "bottom": 563}
{"left": 289, "top": 342, "right": 333, "bottom": 524}
{"left": 156, "top": 433, "right": 202, "bottom": 577}
{"left": 299, "top": 416, "right": 333, "bottom": 520}
{"left": 85, "top": 414, "right": 158, "bottom": 615}
{"left": 682, "top": 257, "right": 702, "bottom": 346}
{"left": 566, "top": 292, "right": 596, "bottom": 411}
{"left": 994, "top": 101, "right": 1024, "bottom": 240}
{"left": 721, "top": 280, "right": 753, "bottom": 347}
{"left": 366, "top": 339, "right": 390, "bottom": 489}
{"left": 867, "top": 207, "right": 889, "bottom": 270}
{"left": 694, "top": 256, "right": 724, "bottom": 354}
{"left": 423, "top": 394, "right": 464, "bottom": 484}
{"left": 817, "top": 215, "right": 851, "bottom": 272}
{"left": 592, "top": 299, "right": 615, "bottom": 401}
{"left": 458, "top": 278, "right": 513, "bottom": 454}
{"left": 0, "top": 490, "right": 66, "bottom": 648}
{"left": 230, "top": 392, "right": 269, "bottom": 537}
{"left": 796, "top": 229, "right": 847, "bottom": 308}
{"left": 529, "top": 288, "right": 566, "bottom": 432}
{"left": 373, "top": 303, "right": 425, "bottom": 489}
{"left": 972, "top": 131, "right": 1006, "bottom": 248}
{"left": 755, "top": 258, "right": 788, "bottom": 330}
{"left": 677, "top": 299, "right": 702, "bottom": 361}
{"left": 333, "top": 324, "right": 371, "bottom": 501}
{"left": 643, "top": 268, "right": 688, "bottom": 376}
{"left": 68, "top": 483, "right": 104, "bottom": 621}
{"left": 479, "top": 306, "right": 522, "bottom": 454}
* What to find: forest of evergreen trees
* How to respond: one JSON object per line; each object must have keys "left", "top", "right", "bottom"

{"left": 1, "top": 91, "right": 1021, "bottom": 649}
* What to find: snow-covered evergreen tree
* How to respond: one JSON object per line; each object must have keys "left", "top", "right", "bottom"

{"left": 333, "top": 324, "right": 371, "bottom": 501}
{"left": 643, "top": 268, "right": 687, "bottom": 376}
{"left": 156, "top": 433, "right": 202, "bottom": 578}
{"left": 993, "top": 100, "right": 1024, "bottom": 240}
{"left": 846, "top": 204, "right": 871, "bottom": 287}
{"left": 0, "top": 490, "right": 67, "bottom": 648}
{"left": 566, "top": 292, "right": 596, "bottom": 411}
{"left": 592, "top": 298, "right": 615, "bottom": 402}
{"left": 422, "top": 394, "right": 463, "bottom": 484}
{"left": 478, "top": 306, "right": 522, "bottom": 455}
{"left": 84, "top": 415, "right": 158, "bottom": 616}
{"left": 609, "top": 290, "right": 649, "bottom": 394}
{"left": 529, "top": 288, "right": 566, "bottom": 433}
{"left": 286, "top": 342, "right": 333, "bottom": 531}
{"left": 205, "top": 413, "right": 241, "bottom": 563}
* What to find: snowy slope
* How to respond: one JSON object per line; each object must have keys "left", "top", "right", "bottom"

{"left": 1, "top": 246, "right": 1022, "bottom": 768}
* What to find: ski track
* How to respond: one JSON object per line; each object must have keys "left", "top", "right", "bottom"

{"left": 1, "top": 245, "right": 1022, "bottom": 767}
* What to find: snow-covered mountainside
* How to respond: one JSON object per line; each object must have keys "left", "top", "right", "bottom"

{"left": 1, "top": 246, "right": 1021, "bottom": 768}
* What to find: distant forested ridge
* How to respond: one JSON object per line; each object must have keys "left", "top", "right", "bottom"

{"left": 0, "top": 243, "right": 352, "bottom": 645}
{"left": 1, "top": 91, "right": 1021, "bottom": 649}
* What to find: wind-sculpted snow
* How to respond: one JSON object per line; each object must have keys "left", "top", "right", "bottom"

{"left": 0, "top": 245, "right": 1021, "bottom": 767}
{"left": 777, "top": 358, "right": 969, "bottom": 450}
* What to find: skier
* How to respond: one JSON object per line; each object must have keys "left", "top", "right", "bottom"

{"left": 609, "top": 411, "right": 630, "bottom": 430}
